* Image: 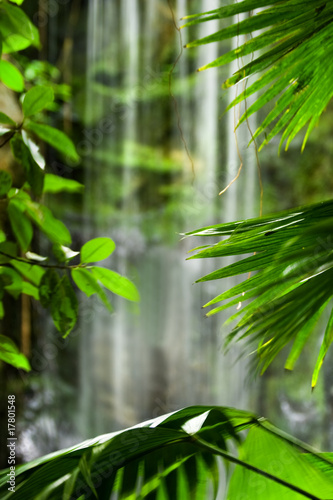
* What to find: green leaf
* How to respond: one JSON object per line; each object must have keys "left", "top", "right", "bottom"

{"left": 43, "top": 174, "right": 84, "bottom": 194}
{"left": 0, "top": 266, "right": 22, "bottom": 298}
{"left": 8, "top": 199, "right": 33, "bottom": 251}
{"left": 22, "top": 85, "right": 54, "bottom": 117}
{"left": 52, "top": 244, "right": 79, "bottom": 262}
{"left": 91, "top": 266, "right": 140, "bottom": 302}
{"left": 39, "top": 269, "right": 60, "bottom": 308}
{"left": 71, "top": 268, "right": 112, "bottom": 312}
{"left": 0, "top": 242, "right": 18, "bottom": 264}
{"left": 51, "top": 275, "right": 78, "bottom": 337}
{"left": 9, "top": 0, "right": 25, "bottom": 5}
{"left": 312, "top": 306, "right": 333, "bottom": 389}
{"left": 22, "top": 281, "right": 39, "bottom": 300}
{"left": 0, "top": 334, "right": 30, "bottom": 371}
{"left": 80, "top": 237, "right": 116, "bottom": 263}
{"left": 10, "top": 260, "right": 45, "bottom": 286}
{"left": 0, "top": 170, "right": 12, "bottom": 196}
{"left": 24, "top": 121, "right": 79, "bottom": 163}
{"left": 10, "top": 134, "right": 44, "bottom": 196}
{"left": 0, "top": 2, "right": 40, "bottom": 53}
{"left": 0, "top": 111, "right": 16, "bottom": 126}
{"left": 22, "top": 199, "right": 72, "bottom": 246}
{"left": 0, "top": 59, "right": 24, "bottom": 92}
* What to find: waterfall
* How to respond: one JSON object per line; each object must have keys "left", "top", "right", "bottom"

{"left": 77, "top": 0, "right": 257, "bottom": 440}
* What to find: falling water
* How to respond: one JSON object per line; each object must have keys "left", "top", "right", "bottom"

{"left": 76, "top": 0, "right": 258, "bottom": 446}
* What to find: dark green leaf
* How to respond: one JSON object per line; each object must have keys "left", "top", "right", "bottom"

{"left": 10, "top": 134, "right": 44, "bottom": 196}
{"left": 0, "top": 170, "right": 12, "bottom": 196}
{"left": 80, "top": 237, "right": 116, "bottom": 263}
{"left": 22, "top": 85, "right": 54, "bottom": 117}
{"left": 0, "top": 266, "right": 22, "bottom": 298}
{"left": 51, "top": 275, "right": 78, "bottom": 337}
{"left": 0, "top": 111, "right": 16, "bottom": 126}
{"left": 91, "top": 266, "right": 140, "bottom": 302}
{"left": 0, "top": 334, "right": 30, "bottom": 371}
{"left": 24, "top": 121, "right": 79, "bottom": 163}
{"left": 39, "top": 269, "right": 60, "bottom": 308}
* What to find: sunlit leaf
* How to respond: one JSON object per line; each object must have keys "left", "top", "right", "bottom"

{"left": 80, "top": 237, "right": 116, "bottom": 263}
{"left": 0, "top": 334, "right": 30, "bottom": 371}
{"left": 43, "top": 174, "right": 84, "bottom": 194}
{"left": 71, "top": 268, "right": 112, "bottom": 312}
{"left": 91, "top": 266, "right": 140, "bottom": 302}
{"left": 0, "top": 59, "right": 24, "bottom": 92}
{"left": 24, "top": 121, "right": 79, "bottom": 163}
{"left": 0, "top": 1, "right": 40, "bottom": 53}
{"left": 22, "top": 85, "right": 54, "bottom": 117}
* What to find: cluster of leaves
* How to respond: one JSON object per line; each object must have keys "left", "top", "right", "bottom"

{"left": 0, "top": 0, "right": 139, "bottom": 372}
{"left": 1, "top": 405, "right": 332, "bottom": 499}
{"left": 182, "top": 0, "right": 333, "bottom": 152}
{"left": 186, "top": 201, "right": 333, "bottom": 388}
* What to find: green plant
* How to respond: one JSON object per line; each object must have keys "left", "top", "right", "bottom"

{"left": 1, "top": 0, "right": 333, "bottom": 499}
{"left": 0, "top": 0, "right": 139, "bottom": 371}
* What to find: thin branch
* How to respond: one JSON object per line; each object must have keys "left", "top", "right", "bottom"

{"left": 0, "top": 251, "right": 80, "bottom": 270}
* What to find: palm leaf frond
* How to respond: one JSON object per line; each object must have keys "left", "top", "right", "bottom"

{"left": 182, "top": 0, "right": 333, "bottom": 151}
{"left": 1, "top": 406, "right": 333, "bottom": 499}
{"left": 186, "top": 200, "right": 333, "bottom": 386}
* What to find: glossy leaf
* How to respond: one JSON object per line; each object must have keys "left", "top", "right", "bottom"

{"left": 24, "top": 121, "right": 79, "bottom": 163}
{"left": 0, "top": 170, "right": 12, "bottom": 197}
{"left": 71, "top": 268, "right": 112, "bottom": 312}
{"left": 22, "top": 85, "right": 54, "bottom": 117}
{"left": 43, "top": 174, "right": 84, "bottom": 194}
{"left": 8, "top": 199, "right": 33, "bottom": 251}
{"left": 80, "top": 237, "right": 116, "bottom": 263}
{"left": 0, "top": 334, "right": 30, "bottom": 371}
{"left": 10, "top": 134, "right": 44, "bottom": 196}
{"left": 50, "top": 275, "right": 78, "bottom": 337}
{"left": 0, "top": 59, "right": 24, "bottom": 92}
{"left": 0, "top": 406, "right": 332, "bottom": 499}
{"left": 91, "top": 266, "right": 140, "bottom": 302}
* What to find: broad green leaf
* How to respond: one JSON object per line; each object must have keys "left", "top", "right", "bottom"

{"left": 80, "top": 237, "right": 116, "bottom": 263}
{"left": 0, "top": 266, "right": 22, "bottom": 298}
{"left": 91, "top": 266, "right": 140, "bottom": 302}
{"left": 0, "top": 334, "right": 30, "bottom": 371}
{"left": 24, "top": 121, "right": 79, "bottom": 163}
{"left": 71, "top": 268, "right": 112, "bottom": 312}
{"left": 0, "top": 59, "right": 24, "bottom": 92}
{"left": 22, "top": 85, "right": 54, "bottom": 117}
{"left": 0, "top": 170, "right": 12, "bottom": 196}
{"left": 22, "top": 281, "right": 39, "bottom": 300}
{"left": 39, "top": 269, "right": 60, "bottom": 308}
{"left": 22, "top": 199, "right": 72, "bottom": 246}
{"left": 51, "top": 275, "right": 78, "bottom": 337}
{"left": 0, "top": 111, "right": 16, "bottom": 126}
{"left": 43, "top": 174, "right": 84, "bottom": 194}
{"left": 0, "top": 242, "right": 17, "bottom": 264}
{"left": 10, "top": 134, "right": 44, "bottom": 196}
{"left": 0, "top": 2, "right": 40, "bottom": 53}
{"left": 8, "top": 199, "right": 33, "bottom": 251}
{"left": 9, "top": 0, "right": 25, "bottom": 4}
{"left": 10, "top": 260, "right": 45, "bottom": 286}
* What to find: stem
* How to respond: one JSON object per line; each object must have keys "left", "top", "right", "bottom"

{"left": 0, "top": 251, "right": 80, "bottom": 270}
{"left": 191, "top": 435, "right": 322, "bottom": 500}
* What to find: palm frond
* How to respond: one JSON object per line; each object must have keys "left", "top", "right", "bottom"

{"left": 1, "top": 406, "right": 333, "bottom": 499}
{"left": 182, "top": 0, "right": 333, "bottom": 151}
{"left": 186, "top": 200, "right": 333, "bottom": 386}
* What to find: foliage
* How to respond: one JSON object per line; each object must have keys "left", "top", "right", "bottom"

{"left": 182, "top": 0, "right": 333, "bottom": 152}
{"left": 186, "top": 200, "right": 333, "bottom": 387}
{"left": 1, "top": 405, "right": 333, "bottom": 499}
{"left": 0, "top": 0, "right": 139, "bottom": 371}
